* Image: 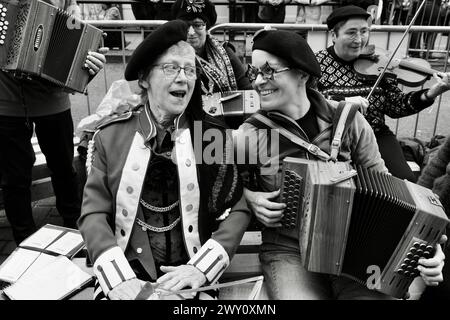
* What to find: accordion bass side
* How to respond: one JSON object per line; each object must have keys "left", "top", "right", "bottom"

{"left": 0, "top": 0, "right": 103, "bottom": 92}
{"left": 280, "top": 157, "right": 449, "bottom": 299}
{"left": 202, "top": 90, "right": 260, "bottom": 128}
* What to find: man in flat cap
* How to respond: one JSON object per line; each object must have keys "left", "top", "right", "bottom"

{"left": 78, "top": 20, "right": 251, "bottom": 300}
{"left": 315, "top": 5, "right": 450, "bottom": 183}
{"left": 234, "top": 27, "right": 446, "bottom": 299}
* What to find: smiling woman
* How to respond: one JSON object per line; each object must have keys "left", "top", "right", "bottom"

{"left": 78, "top": 20, "right": 251, "bottom": 301}
{"left": 171, "top": 0, "right": 252, "bottom": 95}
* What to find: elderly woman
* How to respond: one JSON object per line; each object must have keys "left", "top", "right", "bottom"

{"left": 234, "top": 28, "right": 446, "bottom": 299}
{"left": 171, "top": 0, "right": 252, "bottom": 95}
{"left": 78, "top": 20, "right": 251, "bottom": 300}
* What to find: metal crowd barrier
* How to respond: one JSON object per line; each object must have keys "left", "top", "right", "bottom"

{"left": 78, "top": 21, "right": 450, "bottom": 140}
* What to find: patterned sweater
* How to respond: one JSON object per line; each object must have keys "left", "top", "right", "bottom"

{"left": 418, "top": 136, "right": 450, "bottom": 216}
{"left": 315, "top": 46, "right": 434, "bottom": 133}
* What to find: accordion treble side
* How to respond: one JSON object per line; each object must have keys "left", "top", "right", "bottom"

{"left": 0, "top": 0, "right": 103, "bottom": 93}
{"left": 281, "top": 157, "right": 449, "bottom": 299}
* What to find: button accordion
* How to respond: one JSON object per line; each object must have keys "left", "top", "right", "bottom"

{"left": 280, "top": 157, "right": 449, "bottom": 299}
{"left": 202, "top": 90, "right": 260, "bottom": 128}
{"left": 0, "top": 0, "right": 103, "bottom": 92}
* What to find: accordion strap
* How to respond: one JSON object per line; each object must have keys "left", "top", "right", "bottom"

{"left": 330, "top": 102, "right": 360, "bottom": 162}
{"left": 251, "top": 113, "right": 332, "bottom": 161}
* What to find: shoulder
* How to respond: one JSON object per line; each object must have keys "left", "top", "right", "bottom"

{"left": 95, "top": 107, "right": 142, "bottom": 131}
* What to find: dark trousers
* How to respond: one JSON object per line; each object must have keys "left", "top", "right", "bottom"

{"left": 0, "top": 110, "right": 81, "bottom": 244}
{"left": 375, "top": 127, "right": 417, "bottom": 183}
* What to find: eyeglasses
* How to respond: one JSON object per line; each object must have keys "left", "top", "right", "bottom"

{"left": 343, "top": 29, "right": 369, "bottom": 41}
{"left": 246, "top": 62, "right": 290, "bottom": 82}
{"left": 186, "top": 21, "right": 206, "bottom": 31}
{"left": 153, "top": 63, "right": 197, "bottom": 80}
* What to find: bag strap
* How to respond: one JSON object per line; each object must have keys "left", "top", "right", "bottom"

{"left": 251, "top": 113, "right": 332, "bottom": 161}
{"left": 330, "top": 101, "right": 360, "bottom": 162}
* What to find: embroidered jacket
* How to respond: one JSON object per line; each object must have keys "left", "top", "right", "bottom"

{"left": 78, "top": 105, "right": 251, "bottom": 297}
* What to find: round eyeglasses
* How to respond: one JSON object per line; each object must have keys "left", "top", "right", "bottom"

{"left": 153, "top": 63, "right": 197, "bottom": 80}
{"left": 246, "top": 62, "right": 291, "bottom": 82}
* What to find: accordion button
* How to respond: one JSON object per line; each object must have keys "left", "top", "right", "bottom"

{"left": 413, "top": 242, "right": 421, "bottom": 248}
{"left": 400, "top": 263, "right": 407, "bottom": 270}
{"left": 413, "top": 254, "right": 420, "bottom": 261}
{"left": 404, "top": 271, "right": 410, "bottom": 276}
{"left": 417, "top": 249, "right": 424, "bottom": 255}
{"left": 426, "top": 245, "right": 433, "bottom": 251}
{"left": 406, "top": 253, "right": 413, "bottom": 259}
{"left": 0, "top": 40, "right": 3, "bottom": 45}
{"left": 403, "top": 258, "right": 411, "bottom": 264}
{"left": 410, "top": 247, "right": 417, "bottom": 254}
{"left": 419, "top": 243, "right": 427, "bottom": 250}
{"left": 396, "top": 269, "right": 404, "bottom": 275}
{"left": 423, "top": 251, "right": 431, "bottom": 258}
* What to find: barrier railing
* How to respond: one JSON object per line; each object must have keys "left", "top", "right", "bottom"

{"left": 77, "top": 21, "right": 450, "bottom": 141}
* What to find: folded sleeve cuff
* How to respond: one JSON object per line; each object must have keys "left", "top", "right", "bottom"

{"left": 93, "top": 246, "right": 136, "bottom": 296}
{"left": 187, "top": 239, "right": 230, "bottom": 284}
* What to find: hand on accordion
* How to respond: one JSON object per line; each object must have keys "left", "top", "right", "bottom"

{"left": 417, "top": 234, "right": 447, "bottom": 287}
{"left": 243, "top": 188, "right": 286, "bottom": 228}
{"left": 84, "top": 47, "right": 109, "bottom": 76}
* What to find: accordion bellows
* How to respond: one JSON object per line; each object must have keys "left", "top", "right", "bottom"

{"left": 280, "top": 157, "right": 449, "bottom": 299}
{"left": 0, "top": 0, "right": 103, "bottom": 92}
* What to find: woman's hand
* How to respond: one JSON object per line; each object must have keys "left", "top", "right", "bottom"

{"left": 108, "top": 278, "right": 145, "bottom": 300}
{"left": 156, "top": 264, "right": 207, "bottom": 298}
{"left": 426, "top": 72, "right": 450, "bottom": 99}
{"left": 84, "top": 47, "right": 108, "bottom": 76}
{"left": 244, "top": 188, "right": 286, "bottom": 228}
{"left": 418, "top": 235, "right": 447, "bottom": 286}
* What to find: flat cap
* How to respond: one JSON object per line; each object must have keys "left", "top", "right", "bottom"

{"left": 124, "top": 20, "right": 189, "bottom": 81}
{"left": 171, "top": 0, "right": 217, "bottom": 28}
{"left": 252, "top": 28, "right": 321, "bottom": 78}
{"left": 326, "top": 5, "right": 371, "bottom": 30}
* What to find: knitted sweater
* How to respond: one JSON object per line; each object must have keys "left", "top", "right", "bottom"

{"left": 418, "top": 136, "right": 450, "bottom": 216}
{"left": 315, "top": 47, "right": 434, "bottom": 134}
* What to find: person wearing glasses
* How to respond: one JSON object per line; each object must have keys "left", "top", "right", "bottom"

{"left": 171, "top": 0, "right": 252, "bottom": 96}
{"left": 233, "top": 27, "right": 447, "bottom": 299}
{"left": 315, "top": 5, "right": 450, "bottom": 182}
{"left": 78, "top": 20, "right": 251, "bottom": 300}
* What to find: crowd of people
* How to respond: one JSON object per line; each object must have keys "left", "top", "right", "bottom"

{"left": 1, "top": 0, "right": 449, "bottom": 301}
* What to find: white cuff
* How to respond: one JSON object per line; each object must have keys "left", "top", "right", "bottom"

{"left": 93, "top": 246, "right": 136, "bottom": 296}
{"left": 187, "top": 239, "right": 229, "bottom": 284}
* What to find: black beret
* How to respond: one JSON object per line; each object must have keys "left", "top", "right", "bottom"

{"left": 252, "top": 28, "right": 321, "bottom": 78}
{"left": 124, "top": 20, "right": 189, "bottom": 81}
{"left": 326, "top": 5, "right": 371, "bottom": 30}
{"left": 171, "top": 0, "right": 217, "bottom": 28}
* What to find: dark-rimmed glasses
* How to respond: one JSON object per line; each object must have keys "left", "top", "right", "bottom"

{"left": 246, "top": 62, "right": 291, "bottom": 82}
{"left": 153, "top": 63, "right": 197, "bottom": 80}
{"left": 186, "top": 21, "right": 206, "bottom": 31}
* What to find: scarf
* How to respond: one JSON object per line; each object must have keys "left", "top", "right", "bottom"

{"left": 197, "top": 35, "right": 238, "bottom": 94}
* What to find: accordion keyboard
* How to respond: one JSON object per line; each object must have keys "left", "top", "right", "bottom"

{"left": 395, "top": 238, "right": 435, "bottom": 278}
{"left": 280, "top": 169, "right": 303, "bottom": 228}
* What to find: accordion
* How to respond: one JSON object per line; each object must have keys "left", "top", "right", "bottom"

{"left": 280, "top": 157, "right": 449, "bottom": 299}
{"left": 0, "top": 0, "right": 103, "bottom": 92}
{"left": 202, "top": 90, "right": 260, "bottom": 128}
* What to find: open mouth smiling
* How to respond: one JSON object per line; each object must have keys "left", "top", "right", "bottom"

{"left": 170, "top": 90, "right": 187, "bottom": 98}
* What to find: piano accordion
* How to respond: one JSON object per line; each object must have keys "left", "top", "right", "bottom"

{"left": 202, "top": 90, "right": 260, "bottom": 128}
{"left": 280, "top": 157, "right": 449, "bottom": 299}
{"left": 0, "top": 0, "right": 103, "bottom": 92}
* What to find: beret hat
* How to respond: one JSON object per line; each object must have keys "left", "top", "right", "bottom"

{"left": 124, "top": 20, "right": 189, "bottom": 81}
{"left": 171, "top": 0, "right": 217, "bottom": 28}
{"left": 326, "top": 5, "right": 371, "bottom": 30}
{"left": 252, "top": 28, "right": 321, "bottom": 78}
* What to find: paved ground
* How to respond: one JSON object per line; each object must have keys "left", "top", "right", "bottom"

{"left": 0, "top": 198, "right": 63, "bottom": 265}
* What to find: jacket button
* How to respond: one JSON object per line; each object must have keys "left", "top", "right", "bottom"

{"left": 186, "top": 204, "right": 193, "bottom": 211}
{"left": 97, "top": 265, "right": 103, "bottom": 272}
{"left": 193, "top": 247, "right": 198, "bottom": 254}
{"left": 126, "top": 186, "right": 133, "bottom": 194}
{"left": 185, "top": 159, "right": 191, "bottom": 167}
{"left": 218, "top": 254, "right": 223, "bottom": 260}
{"left": 187, "top": 183, "right": 195, "bottom": 191}
{"left": 136, "top": 248, "right": 143, "bottom": 254}
{"left": 132, "top": 163, "right": 140, "bottom": 171}
{"left": 122, "top": 209, "right": 128, "bottom": 217}
{"left": 120, "top": 229, "right": 126, "bottom": 237}
{"left": 188, "top": 225, "right": 193, "bottom": 232}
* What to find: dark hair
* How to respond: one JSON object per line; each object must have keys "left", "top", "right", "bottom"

{"left": 332, "top": 20, "right": 348, "bottom": 36}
